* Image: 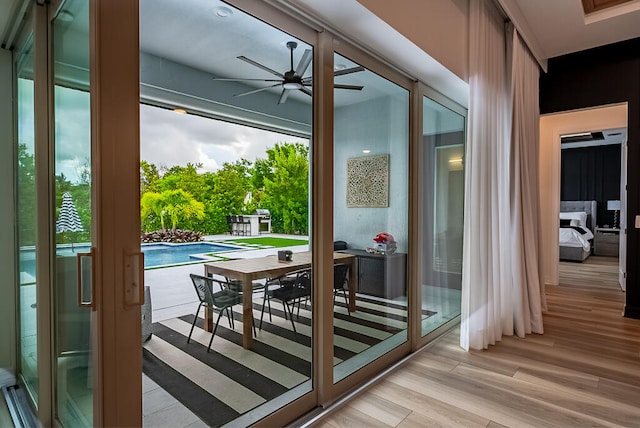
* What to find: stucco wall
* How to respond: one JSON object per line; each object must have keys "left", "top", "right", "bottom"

{"left": 334, "top": 94, "right": 409, "bottom": 252}
{"left": 0, "top": 48, "right": 17, "bottom": 385}
{"left": 357, "top": 0, "right": 469, "bottom": 81}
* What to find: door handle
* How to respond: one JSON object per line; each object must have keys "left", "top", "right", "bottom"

{"left": 77, "top": 250, "right": 95, "bottom": 309}
{"left": 124, "top": 251, "right": 145, "bottom": 308}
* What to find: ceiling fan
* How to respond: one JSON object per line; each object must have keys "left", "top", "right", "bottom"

{"left": 213, "top": 41, "right": 365, "bottom": 104}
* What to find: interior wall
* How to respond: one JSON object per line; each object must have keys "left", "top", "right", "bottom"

{"left": 334, "top": 94, "right": 409, "bottom": 251}
{"left": 539, "top": 104, "right": 627, "bottom": 286}
{"left": 540, "top": 37, "right": 640, "bottom": 318}
{"left": 561, "top": 144, "right": 621, "bottom": 227}
{"left": 0, "top": 48, "right": 17, "bottom": 385}
{"left": 357, "top": 0, "right": 469, "bottom": 82}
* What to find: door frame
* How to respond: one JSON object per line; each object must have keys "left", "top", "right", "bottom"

{"left": 13, "top": 0, "right": 143, "bottom": 425}
{"left": 88, "top": 0, "right": 142, "bottom": 425}
{"left": 539, "top": 103, "right": 628, "bottom": 287}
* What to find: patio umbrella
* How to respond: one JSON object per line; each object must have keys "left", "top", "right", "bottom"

{"left": 56, "top": 192, "right": 84, "bottom": 235}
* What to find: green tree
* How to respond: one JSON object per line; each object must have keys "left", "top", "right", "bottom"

{"left": 207, "top": 162, "right": 251, "bottom": 233}
{"left": 140, "top": 160, "right": 160, "bottom": 195}
{"left": 140, "top": 191, "right": 167, "bottom": 231}
{"left": 17, "top": 144, "right": 37, "bottom": 247}
{"left": 141, "top": 189, "right": 204, "bottom": 232}
{"left": 262, "top": 143, "right": 309, "bottom": 234}
{"left": 163, "top": 189, "right": 205, "bottom": 231}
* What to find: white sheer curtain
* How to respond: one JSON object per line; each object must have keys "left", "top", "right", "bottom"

{"left": 508, "top": 24, "right": 546, "bottom": 334}
{"left": 460, "top": 0, "right": 544, "bottom": 350}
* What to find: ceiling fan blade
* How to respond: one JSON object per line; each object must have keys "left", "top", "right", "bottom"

{"left": 295, "top": 49, "right": 313, "bottom": 77}
{"left": 334, "top": 84, "right": 364, "bottom": 91}
{"left": 334, "top": 66, "right": 365, "bottom": 77}
{"left": 213, "top": 77, "right": 282, "bottom": 82}
{"left": 237, "top": 55, "right": 284, "bottom": 79}
{"left": 299, "top": 87, "right": 312, "bottom": 97}
{"left": 234, "top": 83, "right": 282, "bottom": 98}
{"left": 277, "top": 88, "right": 290, "bottom": 104}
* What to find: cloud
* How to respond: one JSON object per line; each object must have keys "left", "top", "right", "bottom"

{"left": 140, "top": 104, "right": 308, "bottom": 172}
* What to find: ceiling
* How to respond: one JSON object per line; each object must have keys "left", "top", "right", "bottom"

{"left": 3, "top": 0, "right": 640, "bottom": 120}
{"left": 4, "top": 0, "right": 640, "bottom": 61}
{"left": 498, "top": 0, "right": 640, "bottom": 64}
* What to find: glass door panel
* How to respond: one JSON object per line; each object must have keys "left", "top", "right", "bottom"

{"left": 139, "top": 1, "right": 314, "bottom": 425}
{"left": 332, "top": 52, "right": 409, "bottom": 382}
{"left": 421, "top": 96, "right": 465, "bottom": 336}
{"left": 16, "top": 36, "right": 39, "bottom": 406}
{"left": 52, "top": 0, "right": 93, "bottom": 425}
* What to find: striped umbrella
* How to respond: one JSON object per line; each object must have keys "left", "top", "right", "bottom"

{"left": 56, "top": 192, "right": 85, "bottom": 234}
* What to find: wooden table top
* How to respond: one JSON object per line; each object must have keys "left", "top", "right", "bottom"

{"left": 204, "top": 251, "right": 354, "bottom": 281}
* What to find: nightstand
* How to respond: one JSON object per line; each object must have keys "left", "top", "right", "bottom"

{"left": 594, "top": 227, "right": 620, "bottom": 257}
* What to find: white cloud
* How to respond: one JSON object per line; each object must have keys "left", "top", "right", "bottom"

{"left": 140, "top": 104, "right": 308, "bottom": 173}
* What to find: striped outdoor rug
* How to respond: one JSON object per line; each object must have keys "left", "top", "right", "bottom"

{"left": 143, "top": 296, "right": 435, "bottom": 427}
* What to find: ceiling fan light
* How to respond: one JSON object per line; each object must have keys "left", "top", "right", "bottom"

{"left": 283, "top": 82, "right": 303, "bottom": 90}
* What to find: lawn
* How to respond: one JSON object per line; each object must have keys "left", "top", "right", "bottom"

{"left": 216, "top": 236, "right": 309, "bottom": 247}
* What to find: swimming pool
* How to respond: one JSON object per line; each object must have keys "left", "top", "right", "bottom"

{"left": 141, "top": 242, "right": 239, "bottom": 267}
{"left": 20, "top": 242, "right": 241, "bottom": 275}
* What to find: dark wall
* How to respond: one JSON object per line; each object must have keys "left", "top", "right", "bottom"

{"left": 540, "top": 37, "right": 640, "bottom": 318}
{"left": 561, "top": 144, "right": 621, "bottom": 227}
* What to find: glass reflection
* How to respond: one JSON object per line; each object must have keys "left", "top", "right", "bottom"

{"left": 333, "top": 53, "right": 409, "bottom": 383}
{"left": 421, "top": 96, "right": 465, "bottom": 336}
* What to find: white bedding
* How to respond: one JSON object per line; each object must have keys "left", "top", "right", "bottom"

{"left": 559, "top": 226, "right": 593, "bottom": 251}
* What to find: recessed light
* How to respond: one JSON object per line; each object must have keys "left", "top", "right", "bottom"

{"left": 214, "top": 6, "right": 233, "bottom": 18}
{"left": 173, "top": 108, "right": 187, "bottom": 114}
{"left": 362, "top": 149, "right": 371, "bottom": 154}
{"left": 334, "top": 64, "right": 347, "bottom": 71}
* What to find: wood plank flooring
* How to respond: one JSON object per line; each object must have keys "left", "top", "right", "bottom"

{"left": 313, "top": 256, "right": 640, "bottom": 428}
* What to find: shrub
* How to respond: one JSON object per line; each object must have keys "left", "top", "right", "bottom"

{"left": 141, "top": 229, "right": 203, "bottom": 243}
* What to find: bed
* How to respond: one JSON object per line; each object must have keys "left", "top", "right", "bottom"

{"left": 559, "top": 200, "right": 597, "bottom": 262}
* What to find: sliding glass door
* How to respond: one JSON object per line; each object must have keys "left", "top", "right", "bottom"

{"left": 332, "top": 51, "right": 410, "bottom": 383}
{"left": 11, "top": 1, "right": 142, "bottom": 425}
{"left": 52, "top": 1, "right": 93, "bottom": 424}
{"left": 16, "top": 24, "right": 39, "bottom": 408}
{"left": 420, "top": 93, "right": 466, "bottom": 338}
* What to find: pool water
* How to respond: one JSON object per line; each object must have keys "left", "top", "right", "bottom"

{"left": 20, "top": 242, "right": 239, "bottom": 277}
{"left": 141, "top": 243, "right": 237, "bottom": 267}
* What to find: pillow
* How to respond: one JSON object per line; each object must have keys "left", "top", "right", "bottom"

{"left": 560, "top": 219, "right": 571, "bottom": 227}
{"left": 560, "top": 211, "right": 588, "bottom": 228}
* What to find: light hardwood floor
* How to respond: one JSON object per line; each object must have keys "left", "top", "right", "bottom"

{"left": 313, "top": 256, "right": 640, "bottom": 428}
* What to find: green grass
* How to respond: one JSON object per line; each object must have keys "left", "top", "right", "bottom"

{"left": 217, "top": 237, "right": 308, "bottom": 247}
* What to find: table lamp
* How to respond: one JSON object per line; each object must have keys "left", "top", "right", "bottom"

{"left": 607, "top": 200, "right": 620, "bottom": 229}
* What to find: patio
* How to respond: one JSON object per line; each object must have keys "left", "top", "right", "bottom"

{"left": 141, "top": 234, "right": 458, "bottom": 427}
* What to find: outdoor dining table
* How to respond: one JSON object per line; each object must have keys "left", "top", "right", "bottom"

{"left": 203, "top": 251, "right": 357, "bottom": 349}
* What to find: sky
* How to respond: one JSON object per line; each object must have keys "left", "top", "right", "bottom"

{"left": 19, "top": 81, "right": 309, "bottom": 183}
{"left": 140, "top": 104, "right": 308, "bottom": 174}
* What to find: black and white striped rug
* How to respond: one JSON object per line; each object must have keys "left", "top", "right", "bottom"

{"left": 143, "top": 297, "right": 435, "bottom": 427}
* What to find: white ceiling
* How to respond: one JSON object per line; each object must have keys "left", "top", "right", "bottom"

{"left": 3, "top": 0, "right": 640, "bottom": 105}
{"left": 498, "top": 0, "right": 640, "bottom": 62}
{"left": 4, "top": 0, "right": 640, "bottom": 60}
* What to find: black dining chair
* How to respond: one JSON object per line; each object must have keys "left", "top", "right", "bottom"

{"left": 188, "top": 274, "right": 243, "bottom": 352}
{"left": 237, "top": 215, "right": 251, "bottom": 236}
{"left": 226, "top": 215, "right": 234, "bottom": 235}
{"left": 259, "top": 268, "right": 311, "bottom": 337}
{"left": 333, "top": 263, "right": 351, "bottom": 316}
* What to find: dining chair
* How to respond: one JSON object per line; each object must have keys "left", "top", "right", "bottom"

{"left": 225, "top": 215, "right": 234, "bottom": 235}
{"left": 237, "top": 215, "right": 251, "bottom": 235}
{"left": 333, "top": 263, "right": 350, "bottom": 316}
{"left": 188, "top": 273, "right": 243, "bottom": 352}
{"left": 259, "top": 268, "right": 311, "bottom": 337}
{"left": 229, "top": 215, "right": 238, "bottom": 235}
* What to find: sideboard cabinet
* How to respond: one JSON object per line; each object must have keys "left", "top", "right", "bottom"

{"left": 341, "top": 249, "right": 407, "bottom": 299}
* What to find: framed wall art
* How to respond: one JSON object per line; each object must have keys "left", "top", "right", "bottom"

{"left": 346, "top": 154, "right": 389, "bottom": 208}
